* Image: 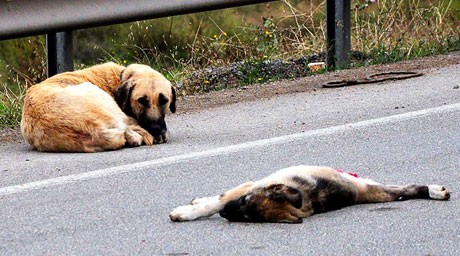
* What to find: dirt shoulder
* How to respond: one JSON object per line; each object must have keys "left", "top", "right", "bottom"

{"left": 2, "top": 51, "right": 460, "bottom": 144}
{"left": 179, "top": 51, "right": 460, "bottom": 113}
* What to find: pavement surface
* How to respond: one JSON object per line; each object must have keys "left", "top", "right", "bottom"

{"left": 1, "top": 63, "right": 460, "bottom": 255}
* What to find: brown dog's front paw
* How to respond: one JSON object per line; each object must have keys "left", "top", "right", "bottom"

{"left": 142, "top": 133, "right": 154, "bottom": 145}
{"left": 129, "top": 125, "right": 154, "bottom": 145}
{"left": 124, "top": 129, "right": 143, "bottom": 147}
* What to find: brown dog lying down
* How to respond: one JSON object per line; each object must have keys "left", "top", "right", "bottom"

{"left": 21, "top": 62, "right": 176, "bottom": 152}
{"left": 169, "top": 165, "right": 450, "bottom": 223}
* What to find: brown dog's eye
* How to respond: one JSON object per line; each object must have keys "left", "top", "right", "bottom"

{"left": 159, "top": 93, "right": 169, "bottom": 106}
{"left": 137, "top": 96, "right": 149, "bottom": 107}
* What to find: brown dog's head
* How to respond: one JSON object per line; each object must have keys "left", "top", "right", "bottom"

{"left": 115, "top": 64, "right": 176, "bottom": 143}
{"left": 219, "top": 184, "right": 304, "bottom": 223}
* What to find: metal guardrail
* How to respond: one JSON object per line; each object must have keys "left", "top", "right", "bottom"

{"left": 0, "top": 0, "right": 277, "bottom": 40}
{"left": 0, "top": 0, "right": 350, "bottom": 76}
{"left": 327, "top": 0, "right": 351, "bottom": 69}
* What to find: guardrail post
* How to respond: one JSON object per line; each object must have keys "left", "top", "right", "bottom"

{"left": 326, "top": 0, "right": 351, "bottom": 69}
{"left": 46, "top": 31, "right": 74, "bottom": 77}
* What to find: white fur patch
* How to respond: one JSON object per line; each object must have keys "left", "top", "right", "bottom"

{"left": 191, "top": 196, "right": 217, "bottom": 205}
{"left": 338, "top": 172, "right": 381, "bottom": 187}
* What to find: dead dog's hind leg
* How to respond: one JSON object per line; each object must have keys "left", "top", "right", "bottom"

{"left": 169, "top": 182, "right": 255, "bottom": 222}
{"left": 357, "top": 184, "right": 450, "bottom": 203}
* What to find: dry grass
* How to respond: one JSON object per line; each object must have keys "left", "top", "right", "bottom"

{"left": 352, "top": 0, "right": 458, "bottom": 64}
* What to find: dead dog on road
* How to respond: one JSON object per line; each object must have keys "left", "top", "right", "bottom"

{"left": 170, "top": 165, "right": 450, "bottom": 223}
{"left": 21, "top": 62, "right": 176, "bottom": 152}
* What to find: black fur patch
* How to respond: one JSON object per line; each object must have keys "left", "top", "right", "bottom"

{"left": 123, "top": 85, "right": 135, "bottom": 118}
{"left": 292, "top": 176, "right": 315, "bottom": 190}
{"left": 159, "top": 93, "right": 168, "bottom": 107}
{"left": 170, "top": 86, "right": 177, "bottom": 113}
{"left": 219, "top": 196, "right": 265, "bottom": 222}
{"left": 115, "top": 82, "right": 136, "bottom": 118}
{"left": 308, "top": 178, "right": 356, "bottom": 213}
{"left": 395, "top": 185, "right": 429, "bottom": 201}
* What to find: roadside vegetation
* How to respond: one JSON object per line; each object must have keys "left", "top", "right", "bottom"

{"left": 1, "top": 0, "right": 459, "bottom": 128}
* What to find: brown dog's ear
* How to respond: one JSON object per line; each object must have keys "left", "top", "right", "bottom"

{"left": 170, "top": 86, "right": 177, "bottom": 113}
{"left": 269, "top": 184, "right": 303, "bottom": 209}
{"left": 114, "top": 81, "right": 135, "bottom": 117}
{"left": 120, "top": 67, "right": 134, "bottom": 83}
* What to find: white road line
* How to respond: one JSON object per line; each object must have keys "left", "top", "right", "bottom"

{"left": 1, "top": 103, "right": 460, "bottom": 196}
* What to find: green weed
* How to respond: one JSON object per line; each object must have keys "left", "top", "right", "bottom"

{"left": 0, "top": 81, "right": 26, "bottom": 128}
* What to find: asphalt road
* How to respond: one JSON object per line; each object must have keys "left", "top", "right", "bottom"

{"left": 1, "top": 64, "right": 460, "bottom": 255}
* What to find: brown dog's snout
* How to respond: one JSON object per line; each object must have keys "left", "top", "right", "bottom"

{"left": 148, "top": 122, "right": 167, "bottom": 137}
{"left": 141, "top": 117, "right": 169, "bottom": 143}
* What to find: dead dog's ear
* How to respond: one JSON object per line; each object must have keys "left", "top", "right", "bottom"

{"left": 269, "top": 184, "right": 303, "bottom": 209}
{"left": 115, "top": 80, "right": 136, "bottom": 117}
{"left": 169, "top": 86, "right": 177, "bottom": 113}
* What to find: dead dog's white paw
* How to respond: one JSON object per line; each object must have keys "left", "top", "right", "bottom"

{"left": 428, "top": 185, "right": 450, "bottom": 200}
{"left": 169, "top": 205, "right": 202, "bottom": 222}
